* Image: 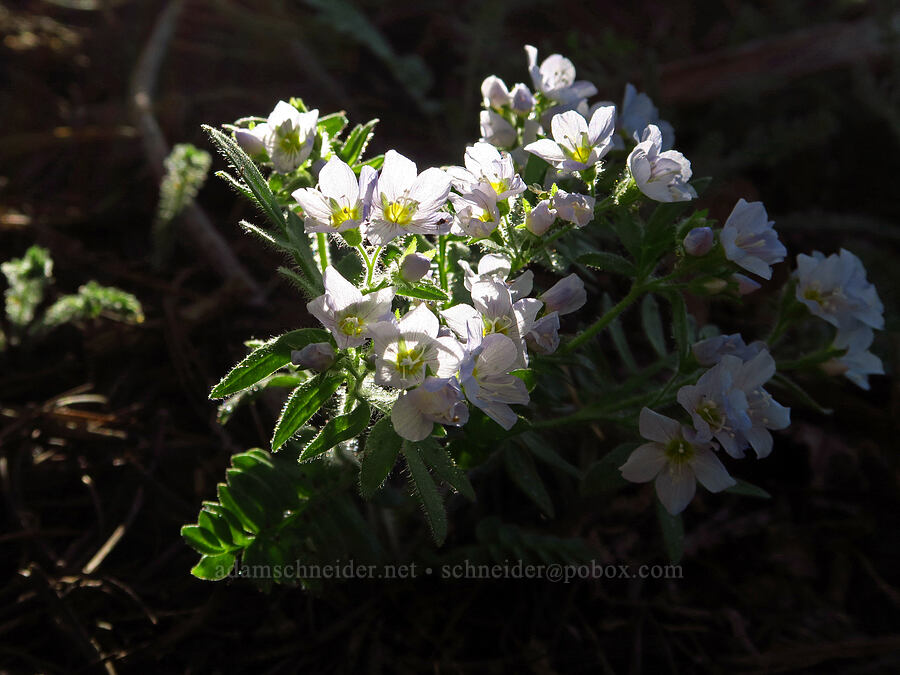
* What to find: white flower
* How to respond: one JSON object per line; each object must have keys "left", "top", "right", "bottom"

{"left": 524, "top": 199, "right": 557, "bottom": 235}
{"left": 459, "top": 330, "right": 529, "bottom": 430}
{"left": 552, "top": 189, "right": 595, "bottom": 227}
{"left": 369, "top": 304, "right": 460, "bottom": 390}
{"left": 721, "top": 199, "right": 786, "bottom": 280}
{"left": 448, "top": 142, "right": 526, "bottom": 200}
{"left": 457, "top": 253, "right": 533, "bottom": 301}
{"left": 291, "top": 157, "right": 376, "bottom": 233}
{"left": 540, "top": 273, "right": 585, "bottom": 315}
{"left": 262, "top": 101, "right": 318, "bottom": 173}
{"left": 525, "top": 107, "right": 617, "bottom": 174}
{"left": 391, "top": 376, "right": 469, "bottom": 441}
{"left": 449, "top": 184, "right": 502, "bottom": 239}
{"left": 526, "top": 312, "right": 560, "bottom": 354}
{"left": 307, "top": 266, "right": 394, "bottom": 349}
{"left": 620, "top": 408, "right": 735, "bottom": 515}
{"left": 481, "top": 76, "right": 511, "bottom": 111}
{"left": 794, "top": 249, "right": 884, "bottom": 333}
{"left": 692, "top": 333, "right": 766, "bottom": 367}
{"left": 829, "top": 326, "right": 884, "bottom": 391}
{"left": 627, "top": 124, "right": 696, "bottom": 202}
{"left": 480, "top": 110, "right": 518, "bottom": 149}
{"left": 620, "top": 83, "right": 674, "bottom": 149}
{"left": 524, "top": 45, "right": 597, "bottom": 104}
{"left": 367, "top": 150, "right": 452, "bottom": 245}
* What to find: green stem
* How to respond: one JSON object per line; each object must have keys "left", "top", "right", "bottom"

{"left": 438, "top": 235, "right": 449, "bottom": 292}
{"left": 561, "top": 283, "right": 645, "bottom": 354}
{"left": 355, "top": 244, "right": 373, "bottom": 284}
{"left": 316, "top": 232, "right": 329, "bottom": 273}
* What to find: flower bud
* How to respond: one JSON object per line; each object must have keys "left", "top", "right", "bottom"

{"left": 291, "top": 342, "right": 335, "bottom": 372}
{"left": 234, "top": 128, "right": 266, "bottom": 157}
{"left": 524, "top": 199, "right": 556, "bottom": 235}
{"left": 732, "top": 273, "right": 761, "bottom": 295}
{"left": 509, "top": 83, "right": 535, "bottom": 115}
{"left": 541, "top": 273, "right": 586, "bottom": 316}
{"left": 400, "top": 253, "right": 431, "bottom": 283}
{"left": 703, "top": 278, "right": 728, "bottom": 294}
{"left": 480, "top": 76, "right": 510, "bottom": 111}
{"left": 683, "top": 227, "right": 714, "bottom": 256}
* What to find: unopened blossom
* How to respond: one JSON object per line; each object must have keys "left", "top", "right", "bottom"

{"left": 525, "top": 107, "right": 617, "bottom": 174}
{"left": 794, "top": 249, "right": 884, "bottom": 333}
{"left": 627, "top": 124, "right": 696, "bottom": 202}
{"left": 307, "top": 266, "right": 394, "bottom": 349}
{"left": 526, "top": 312, "right": 560, "bottom": 354}
{"left": 400, "top": 252, "right": 432, "bottom": 283}
{"left": 291, "top": 157, "right": 376, "bottom": 233}
{"left": 620, "top": 408, "right": 735, "bottom": 515}
{"left": 481, "top": 75, "right": 511, "bottom": 111}
{"left": 459, "top": 328, "right": 529, "bottom": 430}
{"left": 369, "top": 304, "right": 459, "bottom": 390}
{"left": 692, "top": 333, "right": 766, "bottom": 367}
{"left": 291, "top": 342, "right": 335, "bottom": 372}
{"left": 829, "top": 326, "right": 884, "bottom": 391}
{"left": 524, "top": 199, "right": 557, "bottom": 235}
{"left": 391, "top": 376, "right": 470, "bottom": 441}
{"left": 525, "top": 45, "right": 597, "bottom": 104}
{"left": 721, "top": 199, "right": 786, "bottom": 280}
{"left": 509, "top": 83, "right": 535, "bottom": 115}
{"left": 733, "top": 273, "right": 761, "bottom": 295}
{"left": 449, "top": 184, "right": 502, "bottom": 239}
{"left": 480, "top": 110, "right": 517, "bottom": 149}
{"left": 552, "top": 189, "right": 595, "bottom": 227}
{"left": 620, "top": 83, "right": 675, "bottom": 149}
{"left": 259, "top": 101, "right": 319, "bottom": 174}
{"left": 457, "top": 253, "right": 533, "bottom": 301}
{"left": 449, "top": 142, "right": 526, "bottom": 200}
{"left": 234, "top": 126, "right": 267, "bottom": 157}
{"left": 678, "top": 351, "right": 789, "bottom": 459}
{"left": 683, "top": 227, "right": 714, "bottom": 256}
{"left": 367, "top": 150, "right": 452, "bottom": 245}
{"left": 540, "top": 273, "right": 585, "bottom": 315}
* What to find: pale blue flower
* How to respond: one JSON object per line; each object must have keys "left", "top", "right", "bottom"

{"left": 830, "top": 326, "right": 884, "bottom": 391}
{"left": 794, "top": 249, "right": 884, "bottom": 333}
{"left": 620, "top": 408, "right": 735, "bottom": 515}
{"left": 291, "top": 157, "right": 376, "bottom": 233}
{"left": 291, "top": 342, "right": 335, "bottom": 372}
{"left": 683, "top": 226, "right": 714, "bottom": 256}
{"left": 524, "top": 199, "right": 557, "bottom": 235}
{"left": 551, "top": 189, "right": 595, "bottom": 227}
{"left": 459, "top": 329, "right": 529, "bottom": 430}
{"left": 457, "top": 253, "right": 533, "bottom": 301}
{"left": 448, "top": 142, "right": 526, "bottom": 200}
{"left": 525, "top": 45, "right": 597, "bottom": 104}
{"left": 525, "top": 107, "right": 617, "bottom": 174}
{"left": 391, "top": 376, "right": 469, "bottom": 441}
{"left": 366, "top": 150, "right": 452, "bottom": 245}
{"left": 399, "top": 252, "right": 431, "bottom": 283}
{"left": 526, "top": 312, "right": 560, "bottom": 354}
{"left": 307, "top": 266, "right": 394, "bottom": 349}
{"left": 480, "top": 110, "right": 517, "bottom": 149}
{"left": 721, "top": 199, "right": 786, "bottom": 280}
{"left": 449, "top": 184, "right": 501, "bottom": 239}
{"left": 540, "top": 273, "right": 585, "bottom": 315}
{"left": 627, "top": 125, "right": 696, "bottom": 202}
{"left": 620, "top": 83, "right": 675, "bottom": 149}
{"left": 692, "top": 333, "right": 766, "bottom": 367}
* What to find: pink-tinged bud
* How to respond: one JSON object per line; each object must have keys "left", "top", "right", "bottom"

{"left": 821, "top": 358, "right": 849, "bottom": 377}
{"left": 234, "top": 128, "right": 266, "bottom": 156}
{"left": 732, "top": 273, "right": 761, "bottom": 295}
{"left": 683, "top": 227, "right": 714, "bottom": 256}
{"left": 509, "top": 83, "right": 535, "bottom": 115}
{"left": 291, "top": 342, "right": 335, "bottom": 372}
{"left": 703, "top": 279, "right": 728, "bottom": 294}
{"left": 400, "top": 253, "right": 431, "bottom": 283}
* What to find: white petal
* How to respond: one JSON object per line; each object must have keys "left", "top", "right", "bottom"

{"left": 319, "top": 156, "right": 359, "bottom": 203}
{"left": 441, "top": 304, "right": 479, "bottom": 338}
{"left": 638, "top": 407, "right": 681, "bottom": 443}
{"left": 323, "top": 266, "right": 362, "bottom": 310}
{"left": 399, "top": 303, "right": 439, "bottom": 338}
{"left": 690, "top": 447, "right": 736, "bottom": 492}
{"left": 525, "top": 138, "right": 567, "bottom": 164}
{"left": 392, "top": 394, "right": 433, "bottom": 441}
{"left": 408, "top": 167, "right": 451, "bottom": 211}
{"left": 292, "top": 188, "right": 332, "bottom": 226}
{"left": 476, "top": 334, "right": 519, "bottom": 376}
{"left": 378, "top": 150, "right": 418, "bottom": 203}
{"left": 654, "top": 465, "right": 697, "bottom": 515}
{"left": 620, "top": 443, "right": 667, "bottom": 483}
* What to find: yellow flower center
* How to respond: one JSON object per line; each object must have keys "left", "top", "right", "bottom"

{"left": 696, "top": 399, "right": 724, "bottom": 430}
{"left": 338, "top": 315, "right": 364, "bottom": 336}
{"left": 396, "top": 345, "right": 426, "bottom": 379}
{"left": 330, "top": 204, "right": 360, "bottom": 229}
{"left": 384, "top": 200, "right": 414, "bottom": 225}
{"left": 664, "top": 437, "right": 695, "bottom": 465}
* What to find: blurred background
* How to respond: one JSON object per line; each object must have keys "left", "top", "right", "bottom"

{"left": 1, "top": 0, "right": 899, "bottom": 672}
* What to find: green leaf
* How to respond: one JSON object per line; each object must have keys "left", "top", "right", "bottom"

{"left": 272, "top": 373, "right": 344, "bottom": 451}
{"left": 191, "top": 552, "right": 236, "bottom": 581}
{"left": 203, "top": 124, "right": 284, "bottom": 231}
{"left": 181, "top": 525, "right": 226, "bottom": 555}
{"left": 610, "top": 212, "right": 643, "bottom": 259}
{"left": 416, "top": 439, "right": 476, "bottom": 501}
{"left": 403, "top": 441, "right": 448, "bottom": 545}
{"left": 355, "top": 154, "right": 384, "bottom": 172}
{"left": 510, "top": 369, "right": 537, "bottom": 392}
{"left": 580, "top": 442, "right": 638, "bottom": 495}
{"left": 519, "top": 433, "right": 582, "bottom": 479}
{"left": 656, "top": 499, "right": 685, "bottom": 564}
{"left": 504, "top": 446, "right": 554, "bottom": 517}
{"left": 603, "top": 293, "right": 638, "bottom": 374}
{"left": 317, "top": 111, "right": 349, "bottom": 139}
{"left": 523, "top": 153, "right": 550, "bottom": 188}
{"left": 578, "top": 251, "right": 636, "bottom": 277}
{"left": 359, "top": 416, "right": 402, "bottom": 498}
{"left": 197, "top": 510, "right": 237, "bottom": 550}
{"left": 641, "top": 294, "right": 667, "bottom": 358}
{"left": 300, "top": 401, "right": 371, "bottom": 460}
{"left": 395, "top": 283, "right": 449, "bottom": 302}
{"left": 665, "top": 291, "right": 691, "bottom": 362}
{"left": 217, "top": 483, "right": 261, "bottom": 535}
{"left": 641, "top": 202, "right": 687, "bottom": 270}
{"left": 337, "top": 119, "right": 378, "bottom": 165}
{"left": 725, "top": 479, "right": 772, "bottom": 499}
{"left": 210, "top": 328, "right": 332, "bottom": 399}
